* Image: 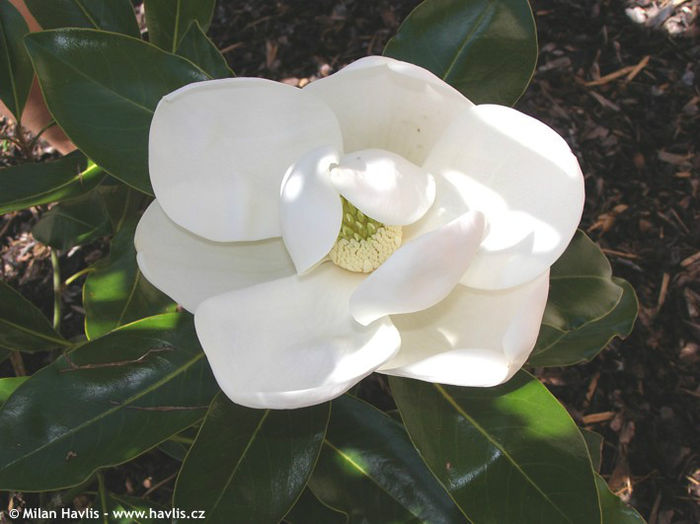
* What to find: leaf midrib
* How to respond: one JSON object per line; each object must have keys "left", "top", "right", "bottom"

{"left": 0, "top": 317, "right": 69, "bottom": 348}
{"left": 442, "top": 0, "right": 496, "bottom": 81}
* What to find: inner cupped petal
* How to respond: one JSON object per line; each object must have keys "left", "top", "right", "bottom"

{"left": 330, "top": 149, "right": 436, "bottom": 226}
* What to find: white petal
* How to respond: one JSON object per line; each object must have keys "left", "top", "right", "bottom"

{"left": 413, "top": 104, "right": 584, "bottom": 289}
{"left": 350, "top": 211, "right": 485, "bottom": 326}
{"left": 280, "top": 146, "right": 342, "bottom": 273}
{"left": 149, "top": 78, "right": 343, "bottom": 242}
{"left": 330, "top": 149, "right": 436, "bottom": 225}
{"left": 194, "top": 264, "right": 401, "bottom": 409}
{"left": 135, "top": 201, "right": 295, "bottom": 312}
{"left": 379, "top": 271, "right": 550, "bottom": 386}
{"left": 304, "top": 56, "right": 473, "bottom": 165}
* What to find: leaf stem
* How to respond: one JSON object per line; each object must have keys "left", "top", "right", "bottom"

{"left": 96, "top": 471, "right": 109, "bottom": 524}
{"left": 51, "top": 249, "right": 62, "bottom": 333}
{"left": 27, "top": 119, "right": 57, "bottom": 150}
{"left": 9, "top": 351, "right": 26, "bottom": 377}
{"left": 64, "top": 266, "right": 95, "bottom": 287}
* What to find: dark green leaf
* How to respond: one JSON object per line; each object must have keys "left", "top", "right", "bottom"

{"left": 285, "top": 488, "right": 348, "bottom": 524}
{"left": 0, "top": 349, "right": 8, "bottom": 363}
{"left": 0, "top": 313, "right": 218, "bottom": 491}
{"left": 0, "top": 1, "right": 33, "bottom": 119}
{"left": 32, "top": 190, "right": 112, "bottom": 250}
{"left": 97, "top": 181, "right": 149, "bottom": 232}
{"left": 24, "top": 0, "right": 139, "bottom": 37}
{"left": 582, "top": 429, "right": 604, "bottom": 473}
{"left": 176, "top": 21, "right": 233, "bottom": 79}
{"left": 384, "top": 0, "right": 537, "bottom": 105}
{"left": 0, "top": 377, "right": 28, "bottom": 406}
{"left": 25, "top": 29, "right": 209, "bottom": 194}
{"left": 174, "top": 393, "right": 330, "bottom": 523}
{"left": 309, "top": 395, "right": 464, "bottom": 524}
{"left": 145, "top": 0, "right": 216, "bottom": 52}
{"left": 157, "top": 426, "right": 197, "bottom": 462}
{"left": 596, "top": 475, "right": 645, "bottom": 524}
{"left": 529, "top": 231, "right": 637, "bottom": 367}
{"left": 390, "top": 373, "right": 601, "bottom": 524}
{"left": 84, "top": 220, "right": 177, "bottom": 339}
{"left": 0, "top": 280, "right": 69, "bottom": 352}
{"left": 0, "top": 152, "right": 105, "bottom": 214}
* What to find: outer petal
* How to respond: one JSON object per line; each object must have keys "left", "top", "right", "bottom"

{"left": 194, "top": 264, "right": 401, "bottom": 409}
{"left": 350, "top": 211, "right": 485, "bottom": 326}
{"left": 304, "top": 56, "right": 473, "bottom": 165}
{"left": 379, "top": 270, "right": 550, "bottom": 386}
{"left": 135, "top": 201, "right": 295, "bottom": 312}
{"left": 149, "top": 78, "right": 343, "bottom": 242}
{"left": 280, "top": 146, "right": 342, "bottom": 274}
{"left": 413, "top": 104, "right": 585, "bottom": 290}
{"left": 330, "top": 149, "right": 436, "bottom": 225}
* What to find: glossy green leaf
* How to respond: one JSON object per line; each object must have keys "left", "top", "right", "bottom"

{"left": 0, "top": 313, "right": 217, "bottom": 491}
{"left": 173, "top": 394, "right": 327, "bottom": 523}
{"left": 0, "top": 152, "right": 105, "bottom": 214}
{"left": 84, "top": 220, "right": 177, "bottom": 340}
{"left": 390, "top": 373, "right": 601, "bottom": 524}
{"left": 25, "top": 29, "right": 209, "bottom": 194}
{"left": 32, "top": 190, "right": 112, "bottom": 250}
{"left": 174, "top": 393, "right": 329, "bottom": 523}
{"left": 285, "top": 488, "right": 348, "bottom": 524}
{"left": 145, "top": 0, "right": 216, "bottom": 52}
{"left": 529, "top": 231, "right": 638, "bottom": 367}
{"left": 24, "top": 0, "right": 139, "bottom": 37}
{"left": 97, "top": 181, "right": 149, "bottom": 232}
{"left": 0, "top": 1, "right": 33, "bottom": 120}
{"left": 176, "top": 21, "right": 233, "bottom": 79}
{"left": 309, "top": 395, "right": 464, "bottom": 524}
{"left": 384, "top": 0, "right": 537, "bottom": 105}
{"left": 0, "top": 280, "right": 69, "bottom": 352}
{"left": 582, "top": 429, "right": 604, "bottom": 473}
{"left": 0, "top": 377, "right": 28, "bottom": 406}
{"left": 596, "top": 475, "right": 645, "bottom": 524}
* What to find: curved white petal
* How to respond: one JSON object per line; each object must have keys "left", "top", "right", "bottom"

{"left": 194, "top": 264, "right": 401, "bottom": 409}
{"left": 412, "top": 104, "right": 584, "bottom": 290}
{"left": 280, "top": 146, "right": 342, "bottom": 273}
{"left": 379, "top": 270, "right": 550, "bottom": 386}
{"left": 330, "top": 149, "right": 436, "bottom": 225}
{"left": 149, "top": 78, "right": 343, "bottom": 242}
{"left": 350, "top": 211, "right": 485, "bottom": 326}
{"left": 304, "top": 56, "right": 473, "bottom": 165}
{"left": 135, "top": 201, "right": 295, "bottom": 312}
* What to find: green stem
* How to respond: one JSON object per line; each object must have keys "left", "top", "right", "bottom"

{"left": 97, "top": 471, "right": 109, "bottom": 524}
{"left": 115, "top": 189, "right": 133, "bottom": 232}
{"left": 64, "top": 266, "right": 95, "bottom": 286}
{"left": 27, "top": 119, "right": 57, "bottom": 150}
{"left": 51, "top": 250, "right": 62, "bottom": 333}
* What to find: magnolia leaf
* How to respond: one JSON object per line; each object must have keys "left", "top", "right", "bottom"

{"left": 0, "top": 313, "right": 218, "bottom": 491}
{"left": 145, "top": 0, "right": 217, "bottom": 52}
{"left": 84, "top": 220, "right": 177, "bottom": 340}
{"left": 529, "top": 231, "right": 638, "bottom": 367}
{"left": 174, "top": 393, "right": 329, "bottom": 523}
{"left": 596, "top": 475, "right": 646, "bottom": 523}
{"left": 285, "top": 488, "right": 348, "bottom": 524}
{"left": 0, "top": 280, "right": 69, "bottom": 353}
{"left": 25, "top": 29, "right": 209, "bottom": 194}
{"left": 582, "top": 428, "right": 604, "bottom": 473}
{"left": 24, "top": 0, "right": 139, "bottom": 37}
{"left": 0, "top": 0, "right": 34, "bottom": 119}
{"left": 0, "top": 377, "right": 28, "bottom": 407}
{"left": 176, "top": 21, "right": 234, "bottom": 79}
{"left": 384, "top": 0, "right": 537, "bottom": 105}
{"left": 390, "top": 373, "right": 601, "bottom": 523}
{"left": 309, "top": 395, "right": 464, "bottom": 523}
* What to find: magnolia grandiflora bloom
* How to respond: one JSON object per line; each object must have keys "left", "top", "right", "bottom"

{"left": 135, "top": 56, "right": 584, "bottom": 409}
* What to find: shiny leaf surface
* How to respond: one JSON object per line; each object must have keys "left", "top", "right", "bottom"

{"left": 24, "top": 0, "right": 139, "bottom": 37}
{"left": 32, "top": 190, "right": 112, "bottom": 250}
{"left": 0, "top": 280, "right": 69, "bottom": 352}
{"left": 285, "top": 488, "right": 348, "bottom": 524}
{"left": 0, "top": 377, "right": 28, "bottom": 406}
{"left": 390, "top": 373, "right": 601, "bottom": 524}
{"left": 84, "top": 220, "right": 177, "bottom": 339}
{"left": 0, "top": 0, "right": 33, "bottom": 119}
{"left": 529, "top": 231, "right": 637, "bottom": 367}
{"left": 309, "top": 395, "right": 465, "bottom": 524}
{"left": 0, "top": 313, "right": 218, "bottom": 491}
{"left": 25, "top": 29, "right": 209, "bottom": 194}
{"left": 384, "top": 0, "right": 537, "bottom": 105}
{"left": 174, "top": 393, "right": 329, "bottom": 523}
{"left": 145, "top": 0, "right": 216, "bottom": 52}
{"left": 176, "top": 21, "right": 233, "bottom": 79}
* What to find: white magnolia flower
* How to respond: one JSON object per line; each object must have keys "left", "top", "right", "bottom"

{"left": 135, "top": 56, "right": 584, "bottom": 409}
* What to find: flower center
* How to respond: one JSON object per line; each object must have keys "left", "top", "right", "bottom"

{"left": 329, "top": 198, "right": 402, "bottom": 273}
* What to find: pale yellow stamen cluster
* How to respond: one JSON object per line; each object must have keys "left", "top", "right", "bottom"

{"left": 329, "top": 198, "right": 402, "bottom": 273}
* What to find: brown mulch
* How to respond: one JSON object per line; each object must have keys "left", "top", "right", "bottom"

{"left": 1, "top": 0, "right": 698, "bottom": 522}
